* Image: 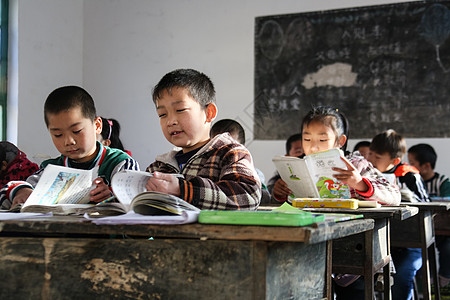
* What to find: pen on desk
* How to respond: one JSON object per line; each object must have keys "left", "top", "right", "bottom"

{"left": 97, "top": 195, "right": 116, "bottom": 205}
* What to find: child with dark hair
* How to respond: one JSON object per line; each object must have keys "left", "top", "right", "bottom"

{"left": 271, "top": 106, "right": 399, "bottom": 207}
{"left": 146, "top": 69, "right": 261, "bottom": 210}
{"left": 210, "top": 118, "right": 270, "bottom": 204}
{"left": 368, "top": 129, "right": 429, "bottom": 300}
{"left": 0, "top": 86, "right": 139, "bottom": 209}
{"left": 285, "top": 133, "right": 303, "bottom": 157}
{"left": 353, "top": 140, "right": 371, "bottom": 160}
{"left": 97, "top": 117, "right": 132, "bottom": 156}
{"left": 408, "top": 143, "right": 450, "bottom": 198}
{"left": 210, "top": 119, "right": 245, "bottom": 144}
{"left": 408, "top": 143, "right": 450, "bottom": 288}
{"left": 0, "top": 142, "right": 39, "bottom": 208}
{"left": 267, "top": 133, "right": 303, "bottom": 203}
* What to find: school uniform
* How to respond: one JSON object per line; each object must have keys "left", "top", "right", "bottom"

{"left": 424, "top": 172, "right": 450, "bottom": 198}
{"left": 0, "top": 142, "right": 139, "bottom": 209}
{"left": 146, "top": 132, "right": 261, "bottom": 210}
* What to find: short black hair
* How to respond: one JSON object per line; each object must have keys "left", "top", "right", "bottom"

{"left": 408, "top": 143, "right": 437, "bottom": 169}
{"left": 210, "top": 119, "right": 245, "bottom": 144}
{"left": 370, "top": 129, "right": 406, "bottom": 159}
{"left": 152, "top": 69, "right": 216, "bottom": 108}
{"left": 353, "top": 141, "right": 371, "bottom": 152}
{"left": 44, "top": 86, "right": 96, "bottom": 127}
{"left": 285, "top": 133, "right": 302, "bottom": 155}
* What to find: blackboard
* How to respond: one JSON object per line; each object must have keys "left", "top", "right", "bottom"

{"left": 254, "top": 1, "right": 450, "bottom": 140}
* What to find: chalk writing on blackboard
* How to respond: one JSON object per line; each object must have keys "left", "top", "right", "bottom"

{"left": 254, "top": 1, "right": 450, "bottom": 140}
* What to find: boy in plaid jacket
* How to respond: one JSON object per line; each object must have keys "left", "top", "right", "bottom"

{"left": 145, "top": 69, "right": 261, "bottom": 210}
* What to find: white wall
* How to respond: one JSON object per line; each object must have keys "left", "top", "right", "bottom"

{"left": 11, "top": 0, "right": 84, "bottom": 162}
{"left": 11, "top": 0, "right": 450, "bottom": 179}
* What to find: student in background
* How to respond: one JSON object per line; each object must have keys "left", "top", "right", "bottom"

{"left": 407, "top": 143, "right": 450, "bottom": 198}
{"left": 0, "top": 142, "right": 39, "bottom": 208}
{"left": 210, "top": 118, "right": 270, "bottom": 204}
{"left": 408, "top": 143, "right": 450, "bottom": 288}
{"left": 145, "top": 69, "right": 261, "bottom": 210}
{"left": 97, "top": 117, "right": 132, "bottom": 156}
{"left": 353, "top": 140, "right": 371, "bottom": 160}
{"left": 368, "top": 129, "right": 429, "bottom": 300}
{"left": 267, "top": 133, "right": 303, "bottom": 203}
{"left": 0, "top": 86, "right": 139, "bottom": 209}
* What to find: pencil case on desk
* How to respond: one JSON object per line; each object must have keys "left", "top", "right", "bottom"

{"left": 292, "top": 198, "right": 358, "bottom": 209}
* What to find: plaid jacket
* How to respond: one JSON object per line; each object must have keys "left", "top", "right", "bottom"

{"left": 349, "top": 152, "right": 401, "bottom": 205}
{"left": 146, "top": 133, "right": 261, "bottom": 210}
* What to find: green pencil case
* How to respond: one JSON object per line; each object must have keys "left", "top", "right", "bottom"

{"left": 198, "top": 209, "right": 325, "bottom": 226}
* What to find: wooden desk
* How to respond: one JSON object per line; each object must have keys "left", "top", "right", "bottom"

{"left": 302, "top": 206, "right": 418, "bottom": 300}
{"left": 390, "top": 202, "right": 450, "bottom": 300}
{"left": 0, "top": 216, "right": 374, "bottom": 300}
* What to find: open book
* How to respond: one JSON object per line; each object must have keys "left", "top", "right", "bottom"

{"left": 272, "top": 148, "right": 351, "bottom": 199}
{"left": 21, "top": 164, "right": 99, "bottom": 214}
{"left": 110, "top": 170, "right": 200, "bottom": 216}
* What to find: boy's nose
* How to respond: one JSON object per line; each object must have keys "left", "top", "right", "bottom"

{"left": 167, "top": 116, "right": 178, "bottom": 126}
{"left": 65, "top": 136, "right": 76, "bottom": 146}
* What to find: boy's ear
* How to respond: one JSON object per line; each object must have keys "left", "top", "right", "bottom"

{"left": 338, "top": 135, "right": 347, "bottom": 148}
{"left": 205, "top": 103, "right": 218, "bottom": 123}
{"left": 393, "top": 157, "right": 402, "bottom": 165}
{"left": 102, "top": 139, "right": 111, "bottom": 147}
{"left": 94, "top": 117, "right": 102, "bottom": 134}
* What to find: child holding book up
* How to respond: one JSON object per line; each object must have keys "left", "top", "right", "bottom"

{"left": 295, "top": 106, "right": 399, "bottom": 299}
{"left": 145, "top": 69, "right": 261, "bottom": 210}
{"left": 276, "top": 106, "right": 400, "bottom": 206}
{"left": 0, "top": 86, "right": 140, "bottom": 209}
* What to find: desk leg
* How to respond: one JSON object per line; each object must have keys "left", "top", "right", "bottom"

{"left": 429, "top": 241, "right": 441, "bottom": 300}
{"left": 420, "top": 212, "right": 432, "bottom": 300}
{"left": 364, "top": 229, "right": 374, "bottom": 300}
{"left": 327, "top": 240, "right": 332, "bottom": 300}
{"left": 383, "top": 219, "right": 391, "bottom": 300}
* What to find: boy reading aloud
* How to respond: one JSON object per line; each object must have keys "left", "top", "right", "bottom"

{"left": 145, "top": 69, "right": 261, "bottom": 210}
{"left": 0, "top": 86, "right": 139, "bottom": 209}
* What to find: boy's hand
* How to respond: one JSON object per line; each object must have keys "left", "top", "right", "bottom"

{"left": 146, "top": 172, "right": 181, "bottom": 196}
{"left": 273, "top": 178, "right": 291, "bottom": 201}
{"left": 11, "top": 187, "right": 33, "bottom": 208}
{"left": 333, "top": 156, "right": 369, "bottom": 193}
{"left": 90, "top": 178, "right": 112, "bottom": 203}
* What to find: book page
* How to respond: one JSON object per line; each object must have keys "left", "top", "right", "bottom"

{"left": 272, "top": 156, "right": 320, "bottom": 198}
{"left": 111, "top": 170, "right": 153, "bottom": 205}
{"left": 304, "top": 148, "right": 351, "bottom": 199}
{"left": 23, "top": 165, "right": 98, "bottom": 208}
{"left": 131, "top": 191, "right": 200, "bottom": 215}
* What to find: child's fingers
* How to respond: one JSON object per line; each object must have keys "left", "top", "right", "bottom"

{"left": 339, "top": 156, "right": 356, "bottom": 171}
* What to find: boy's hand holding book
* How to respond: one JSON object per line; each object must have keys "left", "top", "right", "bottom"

{"left": 145, "top": 171, "right": 181, "bottom": 197}
{"left": 11, "top": 188, "right": 33, "bottom": 209}
{"left": 89, "top": 178, "right": 112, "bottom": 203}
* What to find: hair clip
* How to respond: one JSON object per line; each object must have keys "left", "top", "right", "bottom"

{"left": 107, "top": 119, "right": 113, "bottom": 140}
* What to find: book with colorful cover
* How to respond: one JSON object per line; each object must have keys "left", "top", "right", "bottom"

{"left": 272, "top": 148, "right": 351, "bottom": 200}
